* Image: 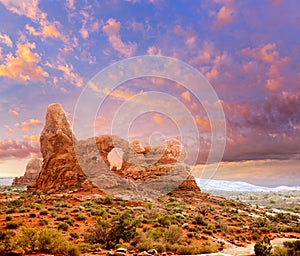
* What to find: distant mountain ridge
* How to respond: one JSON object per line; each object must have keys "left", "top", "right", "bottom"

{"left": 197, "top": 178, "right": 300, "bottom": 192}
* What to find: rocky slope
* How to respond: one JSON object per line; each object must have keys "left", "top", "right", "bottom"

{"left": 33, "top": 103, "right": 200, "bottom": 198}
{"left": 12, "top": 158, "right": 42, "bottom": 187}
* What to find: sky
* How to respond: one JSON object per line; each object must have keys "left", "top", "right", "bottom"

{"left": 0, "top": 0, "right": 299, "bottom": 187}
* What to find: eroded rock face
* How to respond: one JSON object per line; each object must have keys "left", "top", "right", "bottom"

{"left": 33, "top": 103, "right": 91, "bottom": 192}
{"left": 33, "top": 103, "right": 200, "bottom": 196}
{"left": 12, "top": 159, "right": 42, "bottom": 187}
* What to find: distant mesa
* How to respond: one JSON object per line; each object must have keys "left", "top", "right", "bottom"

{"left": 12, "top": 158, "right": 42, "bottom": 187}
{"left": 31, "top": 103, "right": 200, "bottom": 198}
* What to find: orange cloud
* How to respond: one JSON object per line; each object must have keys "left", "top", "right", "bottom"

{"left": 153, "top": 113, "right": 164, "bottom": 125}
{"left": 103, "top": 18, "right": 137, "bottom": 57}
{"left": 9, "top": 109, "right": 19, "bottom": 117}
{"left": 0, "top": 42, "right": 48, "bottom": 82}
{"left": 181, "top": 91, "right": 191, "bottom": 102}
{"left": 23, "top": 134, "right": 40, "bottom": 144}
{"left": 241, "top": 43, "right": 279, "bottom": 63}
{"left": 195, "top": 116, "right": 211, "bottom": 131}
{"left": 26, "top": 24, "right": 65, "bottom": 41}
{"left": 15, "top": 119, "right": 43, "bottom": 131}
{"left": 0, "top": 32, "right": 13, "bottom": 47}
{"left": 94, "top": 116, "right": 109, "bottom": 128}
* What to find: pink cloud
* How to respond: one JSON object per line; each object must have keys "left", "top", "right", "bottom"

{"left": 0, "top": 139, "right": 41, "bottom": 160}
{"left": 211, "top": 0, "right": 235, "bottom": 29}
{"left": 103, "top": 18, "right": 137, "bottom": 57}
{"left": 0, "top": 32, "right": 13, "bottom": 47}
{"left": 241, "top": 43, "right": 279, "bottom": 63}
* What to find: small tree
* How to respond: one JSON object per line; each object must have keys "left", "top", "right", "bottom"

{"left": 254, "top": 235, "right": 272, "bottom": 256}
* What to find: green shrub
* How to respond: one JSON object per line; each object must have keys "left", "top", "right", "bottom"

{"left": 40, "top": 218, "right": 48, "bottom": 226}
{"left": 103, "top": 196, "right": 113, "bottom": 205}
{"left": 254, "top": 236, "right": 272, "bottom": 256}
{"left": 156, "top": 214, "right": 171, "bottom": 226}
{"left": 164, "top": 225, "right": 182, "bottom": 244}
{"left": 6, "top": 199, "right": 23, "bottom": 208}
{"left": 40, "top": 209, "right": 48, "bottom": 215}
{"left": 6, "top": 222, "right": 20, "bottom": 229}
{"left": 85, "top": 210, "right": 140, "bottom": 249}
{"left": 58, "top": 222, "right": 69, "bottom": 231}
{"left": 76, "top": 213, "right": 86, "bottom": 220}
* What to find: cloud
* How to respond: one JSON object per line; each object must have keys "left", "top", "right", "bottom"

{"left": 103, "top": 18, "right": 137, "bottom": 57}
{"left": 45, "top": 61, "right": 83, "bottom": 87}
{"left": 65, "top": 0, "right": 75, "bottom": 10}
{"left": 23, "top": 134, "right": 40, "bottom": 144}
{"left": 25, "top": 23, "right": 66, "bottom": 41}
{"left": 147, "top": 46, "right": 162, "bottom": 55}
{"left": 265, "top": 77, "right": 284, "bottom": 92}
{"left": 15, "top": 119, "right": 43, "bottom": 131}
{"left": 0, "top": 32, "right": 13, "bottom": 47}
{"left": 0, "top": 0, "right": 44, "bottom": 22}
{"left": 241, "top": 43, "right": 279, "bottom": 63}
{"left": 152, "top": 113, "right": 164, "bottom": 125}
{"left": 211, "top": 0, "right": 235, "bottom": 29}
{"left": 0, "top": 139, "right": 40, "bottom": 160}
{"left": 1, "top": 0, "right": 67, "bottom": 43}
{"left": 9, "top": 109, "right": 19, "bottom": 117}
{"left": 0, "top": 42, "right": 49, "bottom": 82}
{"left": 181, "top": 91, "right": 191, "bottom": 102}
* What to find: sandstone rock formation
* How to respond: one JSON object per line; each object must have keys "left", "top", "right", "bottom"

{"left": 12, "top": 159, "right": 42, "bottom": 187}
{"left": 33, "top": 103, "right": 200, "bottom": 198}
{"left": 33, "top": 103, "right": 91, "bottom": 192}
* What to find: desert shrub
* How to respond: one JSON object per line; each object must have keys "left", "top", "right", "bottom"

{"left": 40, "top": 218, "right": 48, "bottom": 226}
{"left": 103, "top": 196, "right": 113, "bottom": 205}
{"left": 164, "top": 225, "right": 183, "bottom": 244}
{"left": 6, "top": 222, "right": 20, "bottom": 229}
{"left": 156, "top": 214, "right": 171, "bottom": 226}
{"left": 283, "top": 240, "right": 300, "bottom": 255}
{"left": 272, "top": 246, "right": 288, "bottom": 256}
{"left": 92, "top": 208, "right": 107, "bottom": 219}
{"left": 85, "top": 210, "right": 140, "bottom": 249}
{"left": 29, "top": 212, "right": 37, "bottom": 218}
{"left": 5, "top": 216, "right": 12, "bottom": 221}
{"left": 18, "top": 228, "right": 37, "bottom": 252}
{"left": 76, "top": 213, "right": 86, "bottom": 220}
{"left": 58, "top": 222, "right": 69, "bottom": 231}
{"left": 0, "top": 230, "right": 16, "bottom": 253}
{"left": 70, "top": 233, "right": 80, "bottom": 240}
{"left": 40, "top": 209, "right": 48, "bottom": 215}
{"left": 56, "top": 215, "right": 70, "bottom": 221}
{"left": 37, "top": 229, "right": 80, "bottom": 256}
{"left": 202, "top": 229, "right": 213, "bottom": 235}
{"left": 6, "top": 208, "right": 16, "bottom": 214}
{"left": 6, "top": 199, "right": 23, "bottom": 208}
{"left": 82, "top": 201, "right": 95, "bottom": 207}
{"left": 254, "top": 236, "right": 272, "bottom": 256}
